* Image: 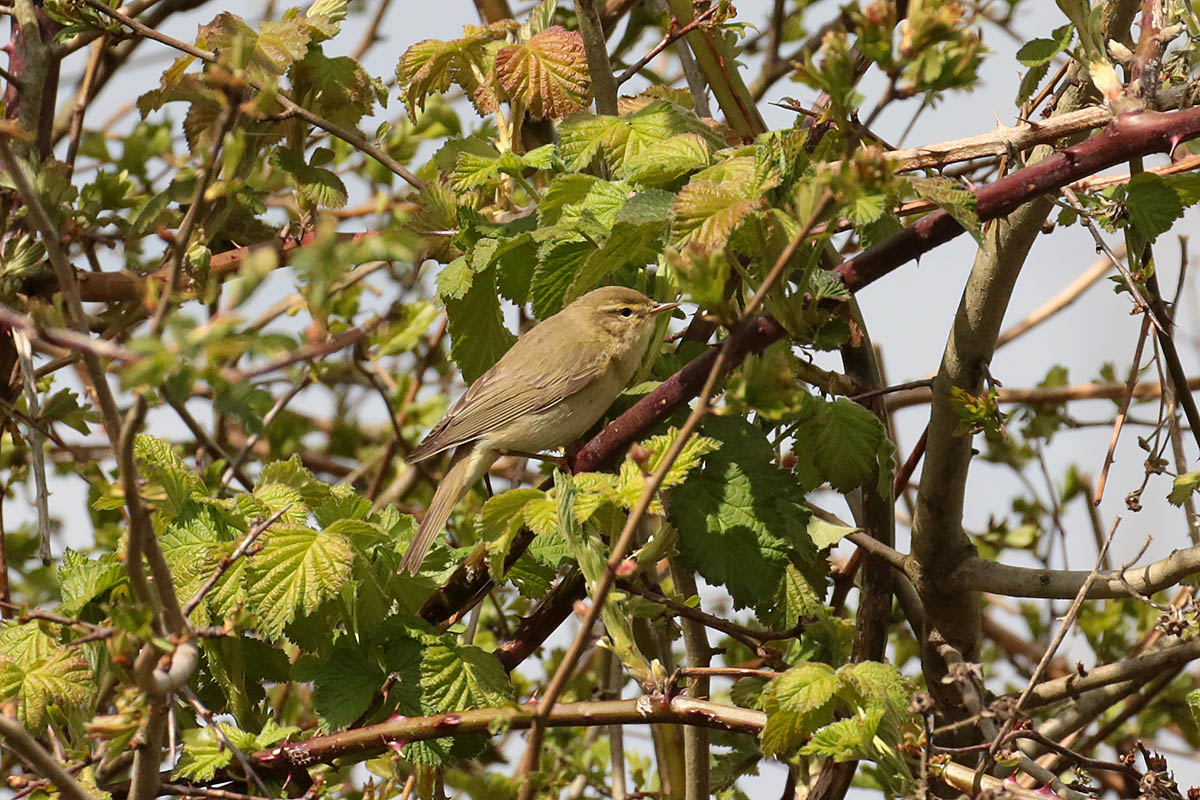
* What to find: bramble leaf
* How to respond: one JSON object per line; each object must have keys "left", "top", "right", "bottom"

{"left": 495, "top": 27, "right": 591, "bottom": 118}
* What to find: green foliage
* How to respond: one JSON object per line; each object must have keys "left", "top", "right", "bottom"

{"left": 7, "top": 0, "right": 1198, "bottom": 796}
{"left": 762, "top": 661, "right": 917, "bottom": 794}
{"left": 669, "top": 416, "right": 820, "bottom": 610}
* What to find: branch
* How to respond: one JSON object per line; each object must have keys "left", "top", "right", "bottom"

{"left": 950, "top": 543, "right": 1200, "bottom": 599}
{"left": 0, "top": 714, "right": 99, "bottom": 800}
{"left": 834, "top": 105, "right": 1200, "bottom": 293}
{"left": 1023, "top": 636, "right": 1200, "bottom": 708}
{"left": 885, "top": 373, "right": 1200, "bottom": 411}
{"left": 575, "top": 0, "right": 617, "bottom": 115}
{"left": 250, "top": 696, "right": 765, "bottom": 770}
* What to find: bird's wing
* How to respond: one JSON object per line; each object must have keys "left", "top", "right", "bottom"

{"left": 407, "top": 332, "right": 608, "bottom": 463}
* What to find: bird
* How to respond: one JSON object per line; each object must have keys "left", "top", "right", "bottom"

{"left": 397, "top": 286, "right": 678, "bottom": 574}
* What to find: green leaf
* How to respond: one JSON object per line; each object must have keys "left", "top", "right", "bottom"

{"left": 538, "top": 174, "right": 630, "bottom": 227}
{"left": 420, "top": 641, "right": 513, "bottom": 712}
{"left": 1016, "top": 25, "right": 1073, "bottom": 66}
{"left": 616, "top": 132, "right": 712, "bottom": 186}
{"left": 1125, "top": 172, "right": 1183, "bottom": 244}
{"left": 613, "top": 427, "right": 721, "bottom": 511}
{"left": 174, "top": 720, "right": 296, "bottom": 781}
{"left": 771, "top": 662, "right": 840, "bottom": 713}
{"left": 837, "top": 661, "right": 913, "bottom": 715}
{"left": 909, "top": 176, "right": 980, "bottom": 243}
{"left": 437, "top": 256, "right": 475, "bottom": 300}
{"left": 557, "top": 100, "right": 718, "bottom": 172}
{"left": 246, "top": 524, "right": 354, "bottom": 640}
{"left": 58, "top": 550, "right": 127, "bottom": 617}
{"left": 670, "top": 416, "right": 818, "bottom": 609}
{"left": 0, "top": 624, "right": 94, "bottom": 730}
{"left": 800, "top": 709, "right": 883, "bottom": 760}
{"left": 445, "top": 268, "right": 517, "bottom": 382}
{"left": 1169, "top": 471, "right": 1200, "bottom": 506}
{"left": 671, "top": 179, "right": 765, "bottom": 247}
{"left": 531, "top": 235, "right": 594, "bottom": 318}
{"left": 808, "top": 399, "right": 885, "bottom": 493}
{"left": 760, "top": 661, "right": 839, "bottom": 757}
{"left": 807, "top": 516, "right": 857, "bottom": 549}
{"left": 495, "top": 26, "right": 591, "bottom": 118}
{"left": 293, "top": 642, "right": 384, "bottom": 731}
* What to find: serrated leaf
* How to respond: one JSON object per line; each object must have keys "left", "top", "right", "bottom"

{"left": 445, "top": 268, "right": 516, "bottom": 383}
{"left": 531, "top": 235, "right": 594, "bottom": 318}
{"left": 797, "top": 398, "right": 885, "bottom": 493}
{"left": 771, "top": 661, "right": 840, "bottom": 713}
{"left": 397, "top": 27, "right": 507, "bottom": 116}
{"left": 807, "top": 516, "right": 857, "bottom": 549}
{"left": 671, "top": 180, "right": 765, "bottom": 247}
{"left": 437, "top": 256, "right": 475, "bottom": 300}
{"left": 58, "top": 550, "right": 127, "bottom": 617}
{"left": 1016, "top": 25, "right": 1073, "bottom": 66}
{"left": 495, "top": 27, "right": 590, "bottom": 118}
{"left": 616, "top": 132, "right": 712, "bottom": 186}
{"left": 613, "top": 428, "right": 721, "bottom": 511}
{"left": 558, "top": 100, "right": 718, "bottom": 172}
{"left": 799, "top": 710, "right": 882, "bottom": 760}
{"left": 670, "top": 417, "right": 818, "bottom": 609}
{"left": 1169, "top": 471, "right": 1200, "bottom": 506}
{"left": 247, "top": 525, "right": 354, "bottom": 640}
{"left": 1125, "top": 172, "right": 1183, "bottom": 244}
{"left": 420, "top": 641, "right": 512, "bottom": 712}
{"left": 292, "top": 643, "right": 384, "bottom": 731}
{"left": 0, "top": 625, "right": 94, "bottom": 730}
{"left": 909, "top": 176, "right": 980, "bottom": 242}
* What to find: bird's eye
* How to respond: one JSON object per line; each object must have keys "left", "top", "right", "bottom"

{"left": 619, "top": 307, "right": 634, "bottom": 318}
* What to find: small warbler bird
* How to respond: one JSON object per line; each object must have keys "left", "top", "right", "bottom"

{"left": 398, "top": 286, "right": 678, "bottom": 574}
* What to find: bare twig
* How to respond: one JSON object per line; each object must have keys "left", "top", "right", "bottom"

{"left": 615, "top": 4, "right": 720, "bottom": 86}
{"left": 1094, "top": 316, "right": 1152, "bottom": 505}
{"left": 12, "top": 330, "right": 51, "bottom": 563}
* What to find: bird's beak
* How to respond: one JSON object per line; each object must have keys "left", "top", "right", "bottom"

{"left": 649, "top": 301, "right": 679, "bottom": 316}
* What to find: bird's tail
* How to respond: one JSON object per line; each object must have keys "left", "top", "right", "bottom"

{"left": 398, "top": 446, "right": 495, "bottom": 574}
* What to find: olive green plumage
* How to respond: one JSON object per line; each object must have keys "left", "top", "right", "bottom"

{"left": 398, "top": 286, "right": 676, "bottom": 574}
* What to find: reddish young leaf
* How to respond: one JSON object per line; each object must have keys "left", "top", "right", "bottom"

{"left": 494, "top": 26, "right": 591, "bottom": 119}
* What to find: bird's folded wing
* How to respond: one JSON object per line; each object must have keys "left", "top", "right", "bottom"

{"left": 407, "top": 348, "right": 608, "bottom": 463}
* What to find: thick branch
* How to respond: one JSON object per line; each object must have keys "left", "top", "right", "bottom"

{"left": 1023, "top": 637, "right": 1200, "bottom": 708}
{"left": 250, "top": 696, "right": 765, "bottom": 770}
{"left": 951, "top": 544, "right": 1200, "bottom": 599}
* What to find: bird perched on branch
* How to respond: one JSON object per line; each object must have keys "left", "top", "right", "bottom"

{"left": 398, "top": 286, "right": 678, "bottom": 574}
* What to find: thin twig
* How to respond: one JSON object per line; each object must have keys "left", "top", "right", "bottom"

{"left": 0, "top": 714, "right": 98, "bottom": 800}
{"left": 148, "top": 100, "right": 237, "bottom": 338}
{"left": 350, "top": 0, "right": 394, "bottom": 60}
{"left": 78, "top": 0, "right": 425, "bottom": 190}
{"left": 219, "top": 367, "right": 312, "bottom": 489}
{"left": 615, "top": 4, "right": 720, "bottom": 86}
{"left": 180, "top": 688, "right": 269, "bottom": 796}
{"left": 1095, "top": 315, "right": 1152, "bottom": 505}
{"left": 12, "top": 331, "right": 51, "bottom": 563}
